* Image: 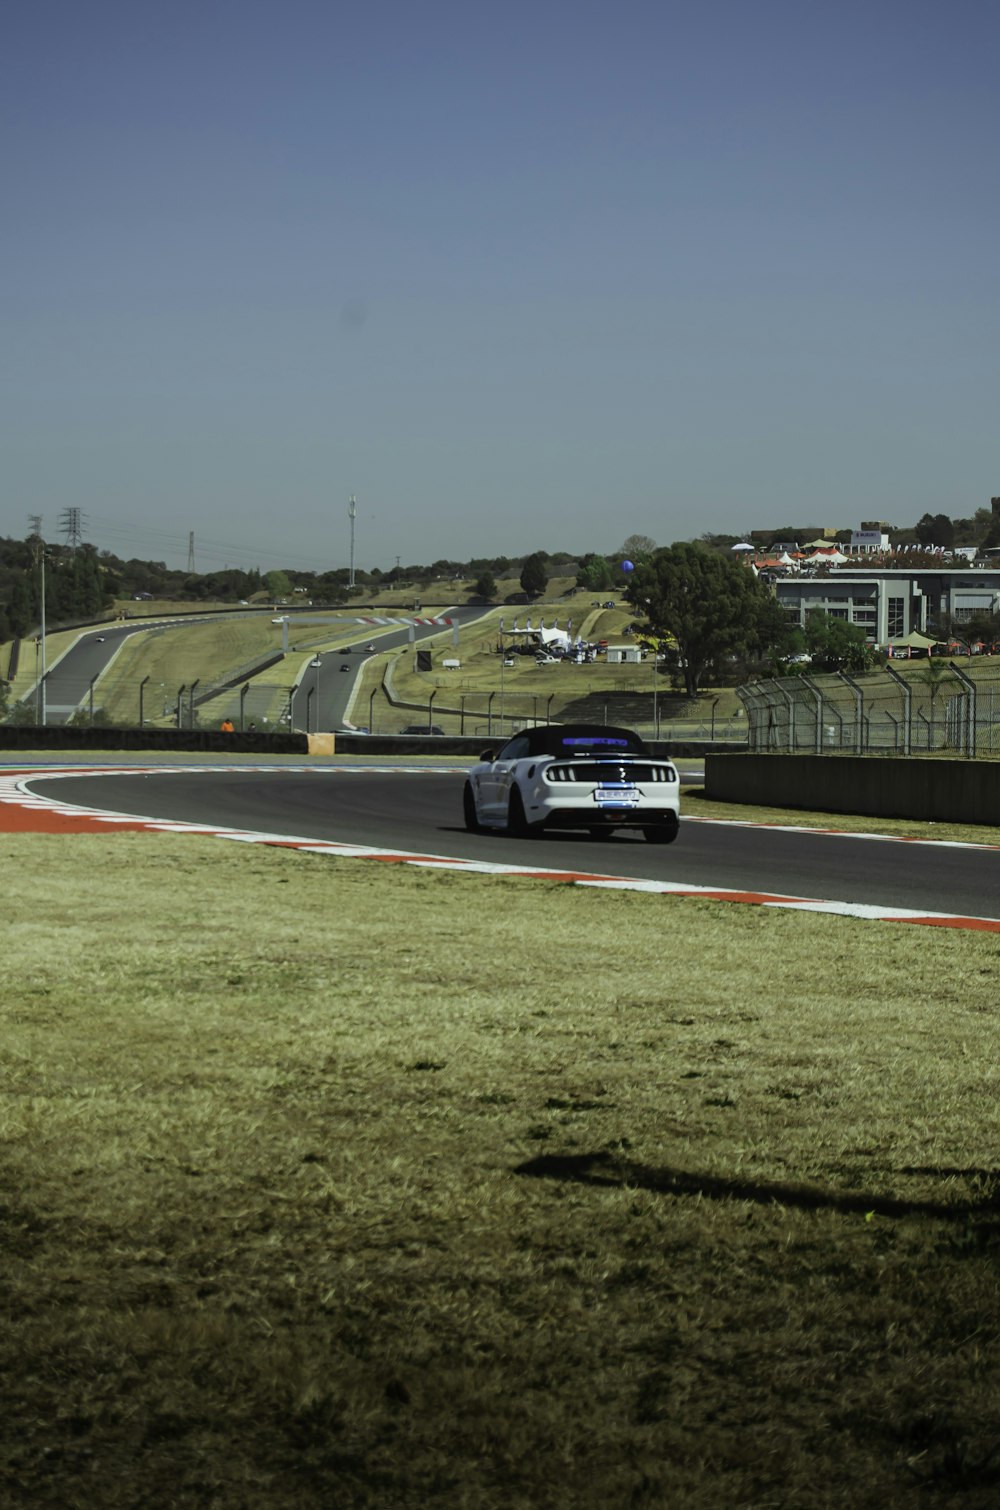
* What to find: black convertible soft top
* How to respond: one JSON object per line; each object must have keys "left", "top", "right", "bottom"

{"left": 508, "top": 724, "right": 650, "bottom": 758}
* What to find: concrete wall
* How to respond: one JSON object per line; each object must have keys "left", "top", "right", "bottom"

{"left": 705, "top": 753, "right": 1000, "bottom": 826}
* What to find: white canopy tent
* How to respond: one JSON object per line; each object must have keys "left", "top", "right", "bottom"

{"left": 804, "top": 549, "right": 849, "bottom": 565}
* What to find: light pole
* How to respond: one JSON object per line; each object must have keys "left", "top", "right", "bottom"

{"left": 348, "top": 496, "right": 357, "bottom": 589}
{"left": 499, "top": 646, "right": 505, "bottom": 729}
{"left": 310, "top": 656, "right": 322, "bottom": 732}
{"left": 40, "top": 546, "right": 47, "bottom": 726}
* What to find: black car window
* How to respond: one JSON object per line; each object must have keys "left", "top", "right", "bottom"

{"left": 497, "top": 734, "right": 531, "bottom": 761}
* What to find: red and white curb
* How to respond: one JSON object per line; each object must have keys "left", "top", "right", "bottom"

{"left": 3, "top": 765, "right": 1000, "bottom": 933}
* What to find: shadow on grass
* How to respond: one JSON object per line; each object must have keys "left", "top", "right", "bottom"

{"left": 514, "top": 1150, "right": 1000, "bottom": 1224}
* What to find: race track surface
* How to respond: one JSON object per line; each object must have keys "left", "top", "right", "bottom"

{"left": 9, "top": 764, "right": 1000, "bottom": 931}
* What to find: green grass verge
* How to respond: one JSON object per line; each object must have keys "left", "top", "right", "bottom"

{"left": 681, "top": 787, "right": 1000, "bottom": 847}
{"left": 3, "top": 832, "right": 1000, "bottom": 1507}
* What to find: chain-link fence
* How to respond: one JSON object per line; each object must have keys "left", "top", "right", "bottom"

{"left": 737, "top": 663, "right": 1000, "bottom": 757}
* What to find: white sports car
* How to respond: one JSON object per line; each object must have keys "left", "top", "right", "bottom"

{"left": 463, "top": 723, "right": 680, "bottom": 842}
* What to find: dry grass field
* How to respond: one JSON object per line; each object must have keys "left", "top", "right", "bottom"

{"left": 3, "top": 829, "right": 1000, "bottom": 1507}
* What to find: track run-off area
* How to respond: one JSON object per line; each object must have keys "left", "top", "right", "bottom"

{"left": 4, "top": 762, "right": 1000, "bottom": 933}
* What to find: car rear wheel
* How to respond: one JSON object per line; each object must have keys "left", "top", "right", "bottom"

{"left": 508, "top": 786, "right": 543, "bottom": 837}
{"left": 644, "top": 822, "right": 679, "bottom": 845}
{"left": 463, "top": 782, "right": 482, "bottom": 833}
{"left": 588, "top": 826, "right": 615, "bottom": 840}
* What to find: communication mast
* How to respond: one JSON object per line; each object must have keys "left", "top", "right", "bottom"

{"left": 187, "top": 532, "right": 196, "bottom": 572}
{"left": 348, "top": 495, "right": 357, "bottom": 588}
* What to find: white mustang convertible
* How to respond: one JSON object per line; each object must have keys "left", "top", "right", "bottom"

{"left": 463, "top": 723, "right": 680, "bottom": 842}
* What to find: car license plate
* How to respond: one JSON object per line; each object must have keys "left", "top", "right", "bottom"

{"left": 595, "top": 783, "right": 639, "bottom": 807}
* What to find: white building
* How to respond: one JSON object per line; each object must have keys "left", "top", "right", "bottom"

{"left": 775, "top": 568, "right": 1000, "bottom": 644}
{"left": 849, "top": 528, "right": 890, "bottom": 554}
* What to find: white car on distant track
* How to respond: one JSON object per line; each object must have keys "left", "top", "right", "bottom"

{"left": 463, "top": 723, "right": 680, "bottom": 842}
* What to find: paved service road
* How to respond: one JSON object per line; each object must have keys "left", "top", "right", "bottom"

{"left": 291, "top": 606, "right": 486, "bottom": 731}
{"left": 24, "top": 767, "right": 1000, "bottom": 920}
{"left": 35, "top": 606, "right": 485, "bottom": 727}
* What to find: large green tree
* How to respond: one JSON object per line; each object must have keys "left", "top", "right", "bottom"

{"left": 625, "top": 542, "right": 789, "bottom": 695}
{"left": 576, "top": 554, "right": 613, "bottom": 592}
{"left": 803, "top": 611, "right": 879, "bottom": 673}
{"left": 519, "top": 552, "right": 548, "bottom": 599}
{"left": 617, "top": 534, "right": 657, "bottom": 562}
{"left": 265, "top": 570, "right": 293, "bottom": 600}
{"left": 915, "top": 512, "right": 954, "bottom": 550}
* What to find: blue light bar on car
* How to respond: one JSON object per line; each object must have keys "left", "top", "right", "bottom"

{"left": 562, "top": 737, "right": 629, "bottom": 748}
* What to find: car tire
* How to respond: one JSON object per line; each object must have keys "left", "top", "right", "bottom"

{"left": 507, "top": 786, "right": 543, "bottom": 837}
{"left": 643, "top": 822, "right": 679, "bottom": 845}
{"left": 463, "top": 782, "right": 482, "bottom": 833}
{"left": 588, "top": 827, "right": 615, "bottom": 840}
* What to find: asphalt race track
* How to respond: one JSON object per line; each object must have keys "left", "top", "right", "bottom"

{"left": 21, "top": 766, "right": 1000, "bottom": 922}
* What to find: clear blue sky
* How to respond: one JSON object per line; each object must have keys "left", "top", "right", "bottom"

{"left": 3, "top": 0, "right": 997, "bottom": 573}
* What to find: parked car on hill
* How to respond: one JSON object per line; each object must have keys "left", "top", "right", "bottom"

{"left": 463, "top": 723, "right": 680, "bottom": 842}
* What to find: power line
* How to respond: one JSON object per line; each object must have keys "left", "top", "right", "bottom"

{"left": 4, "top": 510, "right": 376, "bottom": 574}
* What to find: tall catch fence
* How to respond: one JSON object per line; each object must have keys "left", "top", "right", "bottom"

{"left": 737, "top": 663, "right": 1000, "bottom": 758}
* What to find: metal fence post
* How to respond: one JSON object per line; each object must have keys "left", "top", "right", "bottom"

{"left": 799, "top": 675, "right": 824, "bottom": 754}
{"left": 884, "top": 663, "right": 912, "bottom": 756}
{"left": 949, "top": 661, "right": 977, "bottom": 757}
{"left": 837, "top": 671, "right": 865, "bottom": 754}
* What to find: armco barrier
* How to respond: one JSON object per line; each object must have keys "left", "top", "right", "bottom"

{"left": 0, "top": 725, "right": 737, "bottom": 761}
{"left": 0, "top": 726, "right": 309, "bottom": 755}
{"left": 705, "top": 753, "right": 1000, "bottom": 826}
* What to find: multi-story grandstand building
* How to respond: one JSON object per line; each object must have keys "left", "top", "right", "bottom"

{"left": 774, "top": 568, "right": 1000, "bottom": 646}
